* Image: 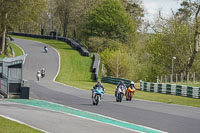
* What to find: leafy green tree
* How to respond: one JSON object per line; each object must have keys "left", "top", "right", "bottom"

{"left": 54, "top": 0, "right": 74, "bottom": 37}
{"left": 147, "top": 19, "right": 194, "bottom": 80}
{"left": 101, "top": 48, "right": 132, "bottom": 78}
{"left": 85, "top": 0, "right": 136, "bottom": 43}
{"left": 121, "top": 0, "right": 144, "bottom": 28}
{"left": 0, "top": 0, "right": 46, "bottom": 54}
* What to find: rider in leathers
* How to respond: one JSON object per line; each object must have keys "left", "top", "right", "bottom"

{"left": 115, "top": 81, "right": 127, "bottom": 97}
{"left": 92, "top": 81, "right": 104, "bottom": 98}
{"left": 127, "top": 81, "right": 135, "bottom": 89}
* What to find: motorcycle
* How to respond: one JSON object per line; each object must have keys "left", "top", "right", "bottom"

{"left": 41, "top": 72, "right": 45, "bottom": 78}
{"left": 44, "top": 47, "right": 48, "bottom": 53}
{"left": 36, "top": 72, "right": 41, "bottom": 81}
{"left": 92, "top": 87, "right": 104, "bottom": 105}
{"left": 116, "top": 85, "right": 126, "bottom": 102}
{"left": 126, "top": 87, "right": 136, "bottom": 101}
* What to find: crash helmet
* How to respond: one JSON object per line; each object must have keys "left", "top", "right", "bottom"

{"left": 97, "top": 81, "right": 101, "bottom": 85}
{"left": 130, "top": 81, "right": 134, "bottom": 85}
{"left": 42, "top": 68, "right": 45, "bottom": 70}
{"left": 120, "top": 81, "right": 124, "bottom": 84}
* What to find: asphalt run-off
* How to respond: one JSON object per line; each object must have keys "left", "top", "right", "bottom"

{"left": 7, "top": 99, "right": 166, "bottom": 133}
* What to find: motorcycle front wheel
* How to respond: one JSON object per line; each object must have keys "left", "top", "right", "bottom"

{"left": 95, "top": 95, "right": 100, "bottom": 105}
{"left": 119, "top": 93, "right": 123, "bottom": 102}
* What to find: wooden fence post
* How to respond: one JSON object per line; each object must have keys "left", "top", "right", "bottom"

{"left": 157, "top": 76, "right": 159, "bottom": 83}
{"left": 170, "top": 74, "right": 173, "bottom": 83}
{"left": 181, "top": 72, "right": 183, "bottom": 82}
{"left": 193, "top": 72, "right": 195, "bottom": 82}
{"left": 187, "top": 72, "right": 189, "bottom": 82}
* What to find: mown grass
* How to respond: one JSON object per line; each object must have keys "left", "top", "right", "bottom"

{"left": 0, "top": 116, "right": 43, "bottom": 133}
{"left": 9, "top": 42, "right": 24, "bottom": 56}
{"left": 176, "top": 82, "right": 200, "bottom": 87}
{"left": 12, "top": 35, "right": 200, "bottom": 108}
{"left": 134, "top": 90, "right": 200, "bottom": 107}
{"left": 0, "top": 42, "right": 23, "bottom": 58}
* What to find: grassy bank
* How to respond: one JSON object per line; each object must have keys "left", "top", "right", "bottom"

{"left": 0, "top": 116, "right": 43, "bottom": 133}
{"left": 0, "top": 42, "right": 23, "bottom": 58}
{"left": 12, "top": 35, "right": 200, "bottom": 108}
{"left": 9, "top": 42, "right": 24, "bottom": 56}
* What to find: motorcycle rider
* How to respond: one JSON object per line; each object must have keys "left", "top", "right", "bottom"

{"left": 126, "top": 81, "right": 136, "bottom": 100}
{"left": 41, "top": 68, "right": 45, "bottom": 78}
{"left": 128, "top": 81, "right": 136, "bottom": 89}
{"left": 36, "top": 71, "right": 41, "bottom": 81}
{"left": 92, "top": 81, "right": 104, "bottom": 98}
{"left": 115, "top": 81, "right": 127, "bottom": 97}
{"left": 44, "top": 46, "right": 48, "bottom": 53}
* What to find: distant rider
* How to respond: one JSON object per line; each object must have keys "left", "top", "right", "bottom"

{"left": 115, "top": 81, "right": 127, "bottom": 97}
{"left": 41, "top": 68, "right": 45, "bottom": 78}
{"left": 36, "top": 71, "right": 41, "bottom": 81}
{"left": 44, "top": 46, "right": 48, "bottom": 53}
{"left": 92, "top": 81, "right": 105, "bottom": 98}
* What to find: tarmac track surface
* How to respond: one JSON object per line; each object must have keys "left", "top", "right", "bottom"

{"left": 1, "top": 38, "right": 199, "bottom": 133}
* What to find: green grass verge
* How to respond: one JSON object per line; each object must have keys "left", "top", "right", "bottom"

{"left": 134, "top": 90, "right": 200, "bottom": 108}
{"left": 0, "top": 116, "right": 43, "bottom": 133}
{"left": 9, "top": 42, "right": 24, "bottom": 56}
{"left": 12, "top": 35, "right": 200, "bottom": 108}
{"left": 176, "top": 82, "right": 200, "bottom": 87}
{"left": 0, "top": 42, "right": 23, "bottom": 58}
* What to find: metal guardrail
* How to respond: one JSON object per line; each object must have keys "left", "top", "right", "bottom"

{"left": 92, "top": 53, "right": 100, "bottom": 81}
{"left": 101, "top": 76, "right": 132, "bottom": 86}
{"left": 11, "top": 32, "right": 90, "bottom": 57}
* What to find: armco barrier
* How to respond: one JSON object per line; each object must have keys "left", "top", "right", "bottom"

{"left": 101, "top": 76, "right": 132, "bottom": 86}
{"left": 140, "top": 81, "right": 200, "bottom": 99}
{"left": 11, "top": 32, "right": 90, "bottom": 57}
{"left": 92, "top": 53, "right": 100, "bottom": 81}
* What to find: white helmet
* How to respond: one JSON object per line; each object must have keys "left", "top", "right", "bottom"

{"left": 130, "top": 81, "right": 134, "bottom": 84}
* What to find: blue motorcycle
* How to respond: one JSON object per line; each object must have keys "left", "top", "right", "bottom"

{"left": 92, "top": 87, "right": 104, "bottom": 105}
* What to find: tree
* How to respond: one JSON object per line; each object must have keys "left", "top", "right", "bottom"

{"left": 147, "top": 18, "right": 194, "bottom": 80}
{"left": 0, "top": 0, "right": 46, "bottom": 54}
{"left": 121, "top": 0, "right": 144, "bottom": 28}
{"left": 54, "top": 0, "right": 73, "bottom": 37}
{"left": 85, "top": 0, "right": 136, "bottom": 43}
{"left": 183, "top": 2, "right": 200, "bottom": 72}
{"left": 101, "top": 48, "right": 132, "bottom": 78}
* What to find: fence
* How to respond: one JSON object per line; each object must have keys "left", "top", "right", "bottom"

{"left": 0, "top": 75, "right": 8, "bottom": 96}
{"left": 101, "top": 76, "right": 132, "bottom": 86}
{"left": 157, "top": 72, "right": 200, "bottom": 83}
{"left": 140, "top": 80, "right": 200, "bottom": 99}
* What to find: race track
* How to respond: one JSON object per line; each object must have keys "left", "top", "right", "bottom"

{"left": 1, "top": 38, "right": 200, "bottom": 133}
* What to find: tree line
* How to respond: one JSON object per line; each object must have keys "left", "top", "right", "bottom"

{"left": 0, "top": 0, "right": 199, "bottom": 82}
